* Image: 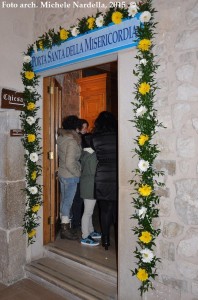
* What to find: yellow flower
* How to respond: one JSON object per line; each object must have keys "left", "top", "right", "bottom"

{"left": 27, "top": 102, "right": 35, "bottom": 110}
{"left": 28, "top": 229, "right": 36, "bottom": 238}
{"left": 138, "top": 184, "right": 152, "bottom": 197}
{"left": 25, "top": 71, "right": 35, "bottom": 80}
{"left": 27, "top": 134, "right": 36, "bottom": 143}
{"left": 31, "top": 171, "right": 37, "bottom": 180}
{"left": 138, "top": 134, "right": 149, "bottom": 146}
{"left": 136, "top": 268, "right": 149, "bottom": 281}
{"left": 139, "top": 231, "right": 152, "bottom": 244}
{"left": 32, "top": 204, "right": 40, "bottom": 213}
{"left": 39, "top": 40, "right": 44, "bottom": 50}
{"left": 87, "top": 17, "right": 95, "bottom": 29}
{"left": 112, "top": 11, "right": 123, "bottom": 24}
{"left": 139, "top": 82, "right": 150, "bottom": 95}
{"left": 60, "top": 28, "right": 69, "bottom": 40}
{"left": 138, "top": 39, "right": 151, "bottom": 51}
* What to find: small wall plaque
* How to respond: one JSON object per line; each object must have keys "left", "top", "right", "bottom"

{"left": 1, "top": 88, "right": 25, "bottom": 110}
{"left": 10, "top": 129, "right": 24, "bottom": 137}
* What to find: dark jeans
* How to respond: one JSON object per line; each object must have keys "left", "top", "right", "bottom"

{"left": 99, "top": 200, "right": 117, "bottom": 236}
{"left": 71, "top": 183, "right": 84, "bottom": 228}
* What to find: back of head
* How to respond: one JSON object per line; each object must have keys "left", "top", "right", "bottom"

{"left": 62, "top": 115, "right": 78, "bottom": 130}
{"left": 93, "top": 111, "right": 117, "bottom": 133}
{"left": 81, "top": 133, "right": 92, "bottom": 149}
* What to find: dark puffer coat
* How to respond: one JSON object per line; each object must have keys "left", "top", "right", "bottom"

{"left": 91, "top": 132, "right": 117, "bottom": 201}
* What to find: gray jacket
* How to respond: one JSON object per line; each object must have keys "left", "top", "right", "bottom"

{"left": 57, "top": 129, "right": 82, "bottom": 178}
{"left": 80, "top": 148, "right": 98, "bottom": 199}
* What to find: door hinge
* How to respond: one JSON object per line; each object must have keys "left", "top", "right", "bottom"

{"left": 48, "top": 151, "right": 54, "bottom": 160}
{"left": 47, "top": 85, "right": 54, "bottom": 94}
{"left": 48, "top": 216, "right": 54, "bottom": 225}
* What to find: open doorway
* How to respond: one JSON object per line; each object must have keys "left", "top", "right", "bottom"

{"left": 43, "top": 61, "right": 118, "bottom": 263}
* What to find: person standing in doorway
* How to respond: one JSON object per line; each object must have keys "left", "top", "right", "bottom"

{"left": 57, "top": 115, "right": 82, "bottom": 240}
{"left": 71, "top": 118, "right": 89, "bottom": 233}
{"left": 91, "top": 111, "right": 118, "bottom": 250}
{"left": 80, "top": 133, "right": 101, "bottom": 246}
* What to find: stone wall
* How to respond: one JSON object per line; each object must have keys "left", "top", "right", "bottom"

{"left": 151, "top": 0, "right": 198, "bottom": 298}
{"left": 0, "top": 3, "right": 34, "bottom": 284}
{"left": 2, "top": 0, "right": 196, "bottom": 297}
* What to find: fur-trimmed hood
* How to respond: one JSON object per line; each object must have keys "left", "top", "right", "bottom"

{"left": 58, "top": 129, "right": 81, "bottom": 145}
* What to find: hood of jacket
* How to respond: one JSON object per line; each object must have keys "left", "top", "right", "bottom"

{"left": 57, "top": 129, "right": 81, "bottom": 145}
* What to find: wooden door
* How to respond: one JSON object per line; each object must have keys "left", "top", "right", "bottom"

{"left": 77, "top": 74, "right": 108, "bottom": 130}
{"left": 43, "top": 77, "right": 62, "bottom": 244}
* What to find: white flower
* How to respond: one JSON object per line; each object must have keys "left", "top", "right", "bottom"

{"left": 25, "top": 150, "right": 29, "bottom": 155}
{"left": 30, "top": 152, "right": 39, "bottom": 162}
{"left": 26, "top": 116, "right": 35, "bottom": 125}
{"left": 138, "top": 206, "right": 147, "bottom": 219}
{"left": 130, "top": 1, "right": 138, "bottom": 8}
{"left": 138, "top": 159, "right": 149, "bottom": 172}
{"left": 140, "top": 11, "right": 151, "bottom": 23}
{"left": 96, "top": 15, "right": 104, "bottom": 27}
{"left": 27, "top": 86, "right": 35, "bottom": 93}
{"left": 23, "top": 55, "right": 32, "bottom": 63}
{"left": 71, "top": 27, "right": 79, "bottom": 37}
{"left": 128, "top": 2, "right": 139, "bottom": 17}
{"left": 128, "top": 6, "right": 138, "bottom": 17}
{"left": 140, "top": 248, "right": 154, "bottom": 263}
{"left": 33, "top": 43, "right": 38, "bottom": 53}
{"left": 140, "top": 59, "right": 147, "bottom": 66}
{"left": 28, "top": 186, "right": 38, "bottom": 195}
{"left": 136, "top": 106, "right": 147, "bottom": 117}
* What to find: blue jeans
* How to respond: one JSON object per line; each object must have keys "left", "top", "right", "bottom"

{"left": 59, "top": 176, "right": 79, "bottom": 218}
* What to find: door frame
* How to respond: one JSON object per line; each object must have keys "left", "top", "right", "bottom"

{"left": 42, "top": 54, "right": 118, "bottom": 245}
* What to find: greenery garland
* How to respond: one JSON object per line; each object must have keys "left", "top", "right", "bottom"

{"left": 20, "top": 2, "right": 162, "bottom": 294}
{"left": 130, "top": 0, "right": 164, "bottom": 295}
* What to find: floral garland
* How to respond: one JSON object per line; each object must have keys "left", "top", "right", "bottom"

{"left": 21, "top": 2, "right": 146, "bottom": 245}
{"left": 20, "top": 2, "right": 161, "bottom": 293}
{"left": 130, "top": 0, "right": 164, "bottom": 295}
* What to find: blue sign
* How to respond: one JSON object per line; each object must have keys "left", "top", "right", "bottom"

{"left": 31, "top": 16, "right": 140, "bottom": 73}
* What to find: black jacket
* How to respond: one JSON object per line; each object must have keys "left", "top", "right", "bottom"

{"left": 92, "top": 132, "right": 117, "bottom": 201}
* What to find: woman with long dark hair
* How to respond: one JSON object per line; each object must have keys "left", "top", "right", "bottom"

{"left": 91, "top": 111, "right": 118, "bottom": 250}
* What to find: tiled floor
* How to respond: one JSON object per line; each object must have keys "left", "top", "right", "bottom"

{"left": 0, "top": 279, "right": 67, "bottom": 300}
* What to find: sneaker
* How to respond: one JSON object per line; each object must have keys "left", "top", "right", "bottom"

{"left": 90, "top": 231, "right": 101, "bottom": 239}
{"left": 81, "top": 236, "right": 99, "bottom": 246}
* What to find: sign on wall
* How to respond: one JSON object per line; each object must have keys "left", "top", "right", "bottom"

{"left": 1, "top": 88, "right": 25, "bottom": 110}
{"left": 31, "top": 16, "right": 140, "bottom": 73}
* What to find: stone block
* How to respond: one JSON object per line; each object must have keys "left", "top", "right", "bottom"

{"left": 0, "top": 183, "right": 7, "bottom": 229}
{"left": 176, "top": 64, "right": 195, "bottom": 82}
{"left": 162, "top": 275, "right": 188, "bottom": 293}
{"left": 0, "top": 136, "right": 7, "bottom": 180}
{"left": 175, "top": 179, "right": 198, "bottom": 225}
{"left": 179, "top": 160, "right": 193, "bottom": 175}
{"left": 192, "top": 118, "right": 198, "bottom": 133}
{"left": 177, "top": 261, "right": 198, "bottom": 280}
{"left": 6, "top": 136, "right": 25, "bottom": 181}
{"left": 7, "top": 228, "right": 26, "bottom": 284}
{"left": 186, "top": 2, "right": 198, "bottom": 26}
{"left": 0, "top": 230, "right": 8, "bottom": 283}
{"left": 179, "top": 51, "right": 195, "bottom": 64}
{"left": 162, "top": 222, "right": 184, "bottom": 239}
{"left": 159, "top": 240, "right": 175, "bottom": 261}
{"left": 144, "top": 280, "right": 181, "bottom": 300}
{"left": 176, "top": 30, "right": 198, "bottom": 50}
{"left": 159, "top": 197, "right": 172, "bottom": 217}
{"left": 192, "top": 281, "right": 198, "bottom": 297}
{"left": 177, "top": 83, "right": 198, "bottom": 101}
{"left": 178, "top": 228, "right": 198, "bottom": 264}
{"left": 177, "top": 136, "right": 195, "bottom": 158}
{"left": 7, "top": 181, "right": 26, "bottom": 229}
{"left": 154, "top": 160, "right": 176, "bottom": 176}
{"left": 172, "top": 103, "right": 191, "bottom": 129}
